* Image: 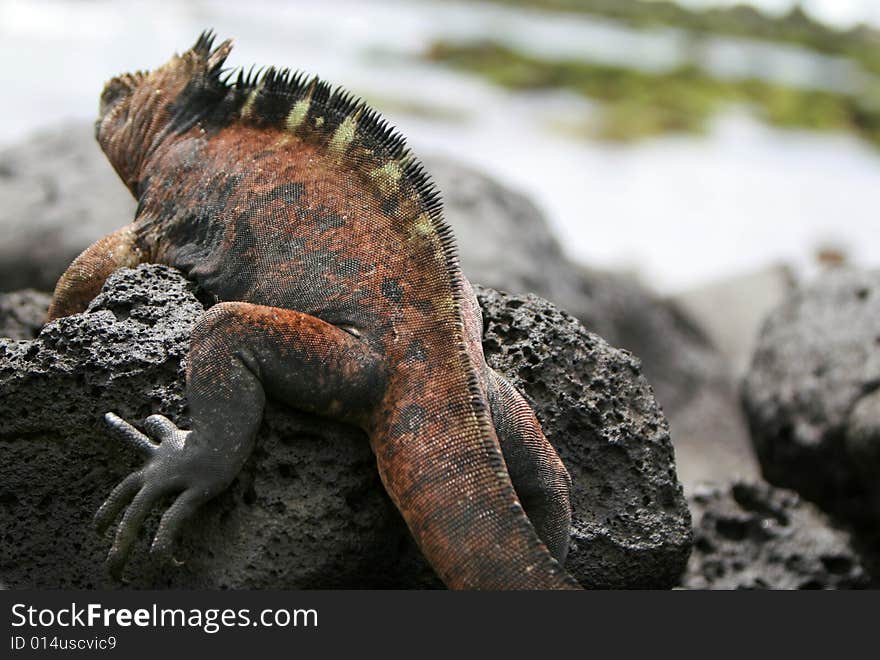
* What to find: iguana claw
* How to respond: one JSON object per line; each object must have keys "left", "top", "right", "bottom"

{"left": 95, "top": 412, "right": 216, "bottom": 578}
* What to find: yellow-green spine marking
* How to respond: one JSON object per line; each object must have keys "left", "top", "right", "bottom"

{"left": 239, "top": 85, "right": 260, "bottom": 120}
{"left": 329, "top": 110, "right": 361, "bottom": 155}
{"left": 370, "top": 160, "right": 404, "bottom": 196}
{"left": 286, "top": 98, "right": 311, "bottom": 131}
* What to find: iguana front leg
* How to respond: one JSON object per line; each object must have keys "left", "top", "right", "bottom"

{"left": 488, "top": 368, "right": 572, "bottom": 564}
{"left": 47, "top": 224, "right": 147, "bottom": 320}
{"left": 94, "top": 301, "right": 384, "bottom": 576}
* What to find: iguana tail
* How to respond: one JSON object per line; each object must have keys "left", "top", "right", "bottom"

{"left": 370, "top": 374, "right": 580, "bottom": 590}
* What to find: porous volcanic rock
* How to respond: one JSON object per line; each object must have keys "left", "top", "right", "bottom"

{"left": 742, "top": 268, "right": 880, "bottom": 528}
{"left": 0, "top": 265, "right": 691, "bottom": 588}
{"left": 476, "top": 286, "right": 693, "bottom": 588}
{"left": 683, "top": 481, "right": 868, "bottom": 589}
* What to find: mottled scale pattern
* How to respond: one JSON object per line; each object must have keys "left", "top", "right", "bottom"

{"left": 49, "top": 31, "right": 579, "bottom": 589}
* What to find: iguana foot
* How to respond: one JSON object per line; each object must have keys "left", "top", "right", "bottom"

{"left": 94, "top": 412, "right": 226, "bottom": 577}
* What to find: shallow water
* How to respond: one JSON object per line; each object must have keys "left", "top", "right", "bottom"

{"left": 2, "top": 0, "right": 879, "bottom": 293}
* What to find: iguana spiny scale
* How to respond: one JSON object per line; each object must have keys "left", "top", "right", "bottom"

{"left": 48, "top": 31, "right": 579, "bottom": 590}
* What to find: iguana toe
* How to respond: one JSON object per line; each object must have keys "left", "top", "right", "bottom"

{"left": 97, "top": 412, "right": 195, "bottom": 577}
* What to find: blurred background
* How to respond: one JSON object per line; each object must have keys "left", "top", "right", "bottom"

{"left": 2, "top": 0, "right": 879, "bottom": 293}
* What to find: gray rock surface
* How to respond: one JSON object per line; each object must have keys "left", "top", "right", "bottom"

{"left": 477, "top": 286, "right": 693, "bottom": 588}
{"left": 0, "top": 265, "right": 691, "bottom": 589}
{"left": 570, "top": 269, "right": 759, "bottom": 490}
{"left": 671, "top": 265, "right": 795, "bottom": 377}
{"left": 426, "top": 156, "right": 592, "bottom": 317}
{"left": 683, "top": 481, "right": 868, "bottom": 589}
{"left": 0, "top": 289, "right": 51, "bottom": 340}
{"left": 742, "top": 268, "right": 880, "bottom": 528}
{"left": 0, "top": 122, "right": 135, "bottom": 292}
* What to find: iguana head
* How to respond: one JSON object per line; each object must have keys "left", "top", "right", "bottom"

{"left": 96, "top": 31, "right": 232, "bottom": 194}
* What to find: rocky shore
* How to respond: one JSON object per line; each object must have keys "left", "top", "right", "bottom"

{"left": 0, "top": 122, "right": 876, "bottom": 588}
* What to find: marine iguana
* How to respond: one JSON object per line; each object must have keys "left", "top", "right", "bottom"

{"left": 47, "top": 31, "right": 578, "bottom": 589}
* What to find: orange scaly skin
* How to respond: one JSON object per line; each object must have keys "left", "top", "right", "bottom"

{"left": 48, "top": 32, "right": 578, "bottom": 589}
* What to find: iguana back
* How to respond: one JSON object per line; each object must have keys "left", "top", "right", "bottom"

{"left": 49, "top": 32, "right": 578, "bottom": 589}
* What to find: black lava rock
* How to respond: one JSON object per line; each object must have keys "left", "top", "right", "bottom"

{"left": 0, "top": 265, "right": 690, "bottom": 588}
{"left": 476, "top": 286, "right": 693, "bottom": 588}
{"left": 683, "top": 481, "right": 868, "bottom": 589}
{"left": 742, "top": 268, "right": 880, "bottom": 529}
